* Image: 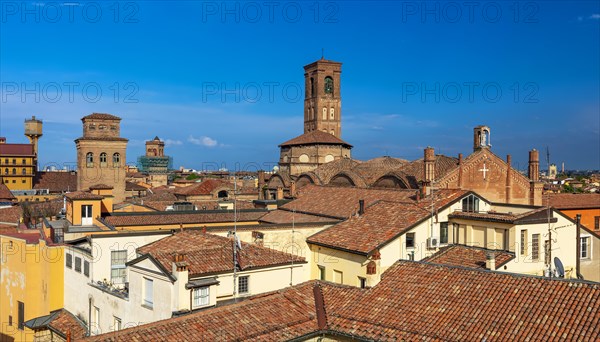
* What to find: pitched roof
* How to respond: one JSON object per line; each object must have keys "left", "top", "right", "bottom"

{"left": 89, "top": 184, "right": 113, "bottom": 190}
{"left": 0, "top": 143, "right": 34, "bottom": 156}
{"left": 33, "top": 171, "right": 77, "bottom": 193}
{"left": 0, "top": 183, "right": 16, "bottom": 201}
{"left": 125, "top": 181, "right": 147, "bottom": 191}
{"left": 306, "top": 189, "right": 469, "bottom": 255}
{"left": 85, "top": 281, "right": 327, "bottom": 342}
{"left": 543, "top": 193, "right": 600, "bottom": 209}
{"left": 423, "top": 244, "right": 515, "bottom": 270}
{"left": 103, "top": 210, "right": 266, "bottom": 227}
{"left": 326, "top": 261, "right": 600, "bottom": 341}
{"left": 82, "top": 113, "right": 121, "bottom": 121}
{"left": 279, "top": 130, "right": 352, "bottom": 147}
{"left": 85, "top": 260, "right": 600, "bottom": 342}
{"left": 174, "top": 179, "right": 232, "bottom": 196}
{"left": 24, "top": 309, "right": 87, "bottom": 340}
{"left": 0, "top": 205, "right": 21, "bottom": 224}
{"left": 399, "top": 154, "right": 459, "bottom": 182}
{"left": 307, "top": 201, "right": 429, "bottom": 254}
{"left": 135, "top": 230, "right": 305, "bottom": 277}
{"left": 65, "top": 191, "right": 104, "bottom": 200}
{"left": 259, "top": 209, "right": 342, "bottom": 224}
{"left": 281, "top": 184, "right": 418, "bottom": 219}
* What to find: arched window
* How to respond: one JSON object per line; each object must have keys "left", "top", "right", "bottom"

{"left": 86, "top": 152, "right": 94, "bottom": 167}
{"left": 100, "top": 153, "right": 107, "bottom": 166}
{"left": 12, "top": 159, "right": 16, "bottom": 165}
{"left": 217, "top": 190, "right": 228, "bottom": 198}
{"left": 113, "top": 153, "right": 121, "bottom": 167}
{"left": 4, "top": 168, "right": 8, "bottom": 175}
{"left": 22, "top": 168, "right": 26, "bottom": 175}
{"left": 310, "top": 77, "right": 315, "bottom": 96}
{"left": 324, "top": 76, "right": 333, "bottom": 94}
{"left": 330, "top": 108, "right": 335, "bottom": 119}
{"left": 322, "top": 108, "right": 327, "bottom": 120}
{"left": 12, "top": 168, "right": 16, "bottom": 175}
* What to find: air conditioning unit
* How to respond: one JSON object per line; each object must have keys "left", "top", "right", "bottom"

{"left": 427, "top": 237, "right": 440, "bottom": 249}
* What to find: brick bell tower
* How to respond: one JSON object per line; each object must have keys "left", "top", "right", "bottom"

{"left": 303, "top": 58, "right": 342, "bottom": 137}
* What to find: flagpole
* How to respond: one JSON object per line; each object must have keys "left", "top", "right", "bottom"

{"left": 233, "top": 172, "right": 238, "bottom": 303}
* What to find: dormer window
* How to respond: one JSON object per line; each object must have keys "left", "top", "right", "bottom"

{"left": 462, "top": 194, "right": 480, "bottom": 213}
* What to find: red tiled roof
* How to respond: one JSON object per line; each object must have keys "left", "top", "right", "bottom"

{"left": 103, "top": 210, "right": 266, "bottom": 227}
{"left": 142, "top": 200, "right": 255, "bottom": 212}
{"left": 279, "top": 130, "right": 352, "bottom": 147}
{"left": 327, "top": 261, "right": 600, "bottom": 341}
{"left": 33, "top": 172, "right": 77, "bottom": 193}
{"left": 136, "top": 230, "right": 305, "bottom": 277}
{"left": 82, "top": 113, "right": 121, "bottom": 120}
{"left": 26, "top": 309, "right": 87, "bottom": 340}
{"left": 89, "top": 184, "right": 113, "bottom": 190}
{"left": 423, "top": 244, "right": 515, "bottom": 270}
{"left": 85, "top": 261, "right": 600, "bottom": 341}
{"left": 306, "top": 190, "right": 468, "bottom": 255}
{"left": 85, "top": 281, "right": 326, "bottom": 342}
{"left": 174, "top": 179, "right": 232, "bottom": 196}
{"left": 543, "top": 193, "right": 600, "bottom": 209}
{"left": 1, "top": 231, "right": 41, "bottom": 244}
{"left": 0, "top": 143, "right": 34, "bottom": 156}
{"left": 0, "top": 183, "right": 16, "bottom": 201}
{"left": 0, "top": 205, "right": 22, "bottom": 223}
{"left": 65, "top": 191, "right": 104, "bottom": 200}
{"left": 307, "top": 201, "right": 428, "bottom": 254}
{"left": 125, "top": 181, "right": 147, "bottom": 191}
{"left": 260, "top": 209, "right": 342, "bottom": 224}
{"left": 400, "top": 154, "right": 459, "bottom": 183}
{"left": 281, "top": 184, "right": 418, "bottom": 219}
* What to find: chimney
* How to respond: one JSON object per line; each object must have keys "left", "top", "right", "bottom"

{"left": 276, "top": 186, "right": 284, "bottom": 200}
{"left": 422, "top": 147, "right": 435, "bottom": 196}
{"left": 528, "top": 149, "right": 539, "bottom": 181}
{"left": 358, "top": 199, "right": 365, "bottom": 216}
{"left": 458, "top": 153, "right": 463, "bottom": 188}
{"left": 257, "top": 171, "right": 265, "bottom": 200}
{"left": 290, "top": 181, "right": 297, "bottom": 198}
{"left": 172, "top": 253, "right": 190, "bottom": 311}
{"left": 485, "top": 251, "right": 496, "bottom": 270}
{"left": 505, "top": 154, "right": 512, "bottom": 203}
{"left": 0, "top": 137, "right": 5, "bottom": 144}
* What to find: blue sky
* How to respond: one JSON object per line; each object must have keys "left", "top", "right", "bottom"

{"left": 0, "top": 1, "right": 598, "bottom": 172}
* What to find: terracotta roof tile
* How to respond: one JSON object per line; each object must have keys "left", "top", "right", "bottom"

{"left": 423, "top": 244, "right": 515, "bottom": 269}
{"left": 33, "top": 172, "right": 77, "bottom": 193}
{"left": 399, "top": 154, "right": 459, "bottom": 182}
{"left": 260, "top": 209, "right": 342, "bottom": 224}
{"left": 281, "top": 184, "right": 418, "bottom": 219}
{"left": 82, "top": 113, "right": 121, "bottom": 120}
{"left": 307, "top": 189, "right": 468, "bottom": 255}
{"left": 65, "top": 191, "right": 104, "bottom": 200}
{"left": 125, "top": 181, "right": 147, "bottom": 191}
{"left": 174, "top": 179, "right": 232, "bottom": 196}
{"left": 103, "top": 210, "right": 266, "bottom": 227}
{"left": 279, "top": 130, "right": 352, "bottom": 147}
{"left": 327, "top": 261, "right": 600, "bottom": 341}
{"left": 0, "top": 143, "right": 34, "bottom": 155}
{"left": 0, "top": 183, "right": 16, "bottom": 201}
{"left": 136, "top": 230, "right": 305, "bottom": 277}
{"left": 543, "top": 193, "right": 600, "bottom": 209}
{"left": 89, "top": 184, "right": 113, "bottom": 190}
{"left": 0, "top": 205, "right": 21, "bottom": 223}
{"left": 85, "top": 261, "right": 600, "bottom": 341}
{"left": 85, "top": 281, "right": 322, "bottom": 342}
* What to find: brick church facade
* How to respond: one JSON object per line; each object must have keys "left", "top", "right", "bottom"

{"left": 265, "top": 58, "right": 543, "bottom": 205}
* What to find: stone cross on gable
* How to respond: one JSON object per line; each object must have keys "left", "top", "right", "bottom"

{"left": 479, "top": 162, "right": 489, "bottom": 180}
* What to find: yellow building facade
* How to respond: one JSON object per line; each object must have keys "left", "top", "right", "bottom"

{"left": 0, "top": 233, "right": 63, "bottom": 342}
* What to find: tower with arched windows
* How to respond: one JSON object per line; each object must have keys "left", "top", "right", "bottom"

{"left": 75, "top": 113, "right": 128, "bottom": 203}
{"left": 303, "top": 57, "right": 342, "bottom": 137}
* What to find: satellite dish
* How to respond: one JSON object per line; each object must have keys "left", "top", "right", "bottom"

{"left": 554, "top": 257, "right": 565, "bottom": 278}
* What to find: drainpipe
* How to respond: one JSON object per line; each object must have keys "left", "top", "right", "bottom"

{"left": 576, "top": 214, "right": 583, "bottom": 279}
{"left": 87, "top": 296, "right": 92, "bottom": 336}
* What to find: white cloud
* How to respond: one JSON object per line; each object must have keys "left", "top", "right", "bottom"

{"left": 590, "top": 14, "right": 600, "bottom": 20}
{"left": 188, "top": 135, "right": 218, "bottom": 147}
{"left": 164, "top": 139, "right": 182, "bottom": 146}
